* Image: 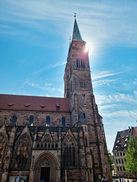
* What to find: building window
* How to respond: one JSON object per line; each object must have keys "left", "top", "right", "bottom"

{"left": 11, "top": 115, "right": 17, "bottom": 125}
{"left": 76, "top": 59, "right": 85, "bottom": 69}
{"left": 12, "top": 135, "right": 31, "bottom": 169}
{"left": 46, "top": 116, "right": 50, "bottom": 126}
{"left": 81, "top": 60, "right": 85, "bottom": 68}
{"left": 83, "top": 113, "right": 86, "bottom": 118}
{"left": 56, "top": 105, "right": 60, "bottom": 111}
{"left": 62, "top": 136, "right": 78, "bottom": 167}
{"left": 29, "top": 115, "right": 34, "bottom": 126}
{"left": 62, "top": 145, "right": 77, "bottom": 167}
{"left": 62, "top": 117, "right": 66, "bottom": 127}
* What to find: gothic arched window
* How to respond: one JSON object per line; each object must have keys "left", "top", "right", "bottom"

{"left": 12, "top": 135, "right": 32, "bottom": 169}
{"left": 46, "top": 116, "right": 50, "bottom": 126}
{"left": 29, "top": 115, "right": 34, "bottom": 126}
{"left": 11, "top": 115, "right": 17, "bottom": 125}
{"left": 62, "top": 117, "right": 66, "bottom": 127}
{"left": 62, "top": 135, "right": 78, "bottom": 167}
{"left": 76, "top": 59, "right": 86, "bottom": 69}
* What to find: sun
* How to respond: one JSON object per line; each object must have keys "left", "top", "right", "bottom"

{"left": 84, "top": 46, "right": 89, "bottom": 53}
{"left": 84, "top": 43, "right": 90, "bottom": 53}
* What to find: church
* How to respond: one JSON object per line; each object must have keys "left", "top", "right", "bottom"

{"left": 0, "top": 18, "right": 111, "bottom": 182}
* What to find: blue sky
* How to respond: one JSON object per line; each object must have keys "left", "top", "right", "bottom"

{"left": 0, "top": 0, "right": 137, "bottom": 152}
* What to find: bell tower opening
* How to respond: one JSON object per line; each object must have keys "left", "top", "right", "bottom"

{"left": 40, "top": 167, "right": 50, "bottom": 182}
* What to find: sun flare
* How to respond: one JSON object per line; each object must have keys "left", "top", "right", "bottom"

{"left": 84, "top": 43, "right": 90, "bottom": 53}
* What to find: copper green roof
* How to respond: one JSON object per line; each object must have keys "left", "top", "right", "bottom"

{"left": 72, "top": 19, "right": 85, "bottom": 42}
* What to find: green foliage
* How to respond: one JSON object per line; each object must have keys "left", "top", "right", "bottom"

{"left": 125, "top": 136, "right": 137, "bottom": 174}
{"left": 108, "top": 151, "right": 114, "bottom": 171}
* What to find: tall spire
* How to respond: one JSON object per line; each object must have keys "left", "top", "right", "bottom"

{"left": 72, "top": 15, "right": 85, "bottom": 42}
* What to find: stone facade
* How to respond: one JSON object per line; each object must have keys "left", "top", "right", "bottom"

{"left": 0, "top": 18, "right": 111, "bottom": 182}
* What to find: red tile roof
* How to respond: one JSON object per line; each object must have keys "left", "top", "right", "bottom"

{"left": 0, "top": 94, "right": 70, "bottom": 112}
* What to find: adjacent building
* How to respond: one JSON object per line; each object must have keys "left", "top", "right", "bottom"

{"left": 0, "top": 18, "right": 111, "bottom": 182}
{"left": 113, "top": 126, "right": 137, "bottom": 179}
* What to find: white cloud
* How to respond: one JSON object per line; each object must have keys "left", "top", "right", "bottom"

{"left": 92, "top": 70, "right": 122, "bottom": 80}
{"left": 33, "top": 61, "right": 66, "bottom": 75}
{"left": 96, "top": 92, "right": 137, "bottom": 105}
{"left": 133, "top": 79, "right": 137, "bottom": 85}
{"left": 99, "top": 104, "right": 117, "bottom": 111}
{"left": 0, "top": 0, "right": 137, "bottom": 47}
{"left": 93, "top": 79, "right": 117, "bottom": 87}
{"left": 25, "top": 81, "right": 64, "bottom": 95}
{"left": 103, "top": 109, "right": 137, "bottom": 120}
{"left": 92, "top": 70, "right": 122, "bottom": 87}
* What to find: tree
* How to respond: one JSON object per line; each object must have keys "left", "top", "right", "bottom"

{"left": 125, "top": 136, "right": 137, "bottom": 177}
{"left": 108, "top": 151, "right": 114, "bottom": 171}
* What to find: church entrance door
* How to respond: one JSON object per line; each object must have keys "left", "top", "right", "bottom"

{"left": 40, "top": 167, "right": 50, "bottom": 182}
{"left": 33, "top": 152, "right": 59, "bottom": 182}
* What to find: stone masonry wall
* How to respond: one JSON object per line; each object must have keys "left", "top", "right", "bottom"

{"left": 0, "top": 110, "right": 70, "bottom": 127}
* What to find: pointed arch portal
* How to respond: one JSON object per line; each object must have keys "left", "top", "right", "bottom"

{"left": 33, "top": 152, "right": 59, "bottom": 182}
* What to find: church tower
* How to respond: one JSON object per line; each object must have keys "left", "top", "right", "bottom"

{"left": 64, "top": 17, "right": 93, "bottom": 126}
{"left": 64, "top": 17, "right": 112, "bottom": 181}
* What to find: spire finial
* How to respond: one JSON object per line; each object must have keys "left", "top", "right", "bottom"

{"left": 74, "top": 12, "right": 76, "bottom": 19}
{"left": 72, "top": 14, "right": 85, "bottom": 42}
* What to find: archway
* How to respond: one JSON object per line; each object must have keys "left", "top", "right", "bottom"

{"left": 33, "top": 152, "right": 59, "bottom": 182}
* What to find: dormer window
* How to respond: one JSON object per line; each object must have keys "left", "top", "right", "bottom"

{"left": 56, "top": 105, "right": 60, "bottom": 111}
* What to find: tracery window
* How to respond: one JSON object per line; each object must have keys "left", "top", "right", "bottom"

{"left": 12, "top": 135, "right": 31, "bottom": 169}
{"left": 62, "top": 136, "right": 78, "bottom": 167}
{"left": 11, "top": 115, "right": 17, "bottom": 125}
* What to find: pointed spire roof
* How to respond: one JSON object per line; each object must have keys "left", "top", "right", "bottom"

{"left": 72, "top": 18, "right": 85, "bottom": 42}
